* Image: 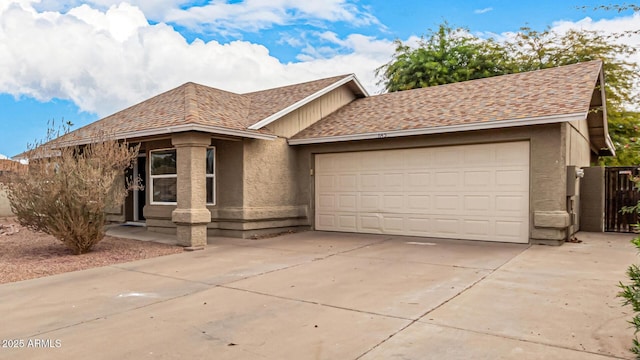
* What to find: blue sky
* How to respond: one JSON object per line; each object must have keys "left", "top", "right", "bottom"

{"left": 0, "top": 0, "right": 638, "bottom": 157}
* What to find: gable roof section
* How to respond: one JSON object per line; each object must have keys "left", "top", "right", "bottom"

{"left": 246, "top": 74, "right": 368, "bottom": 129}
{"left": 53, "top": 74, "right": 365, "bottom": 146}
{"left": 289, "top": 61, "right": 612, "bottom": 154}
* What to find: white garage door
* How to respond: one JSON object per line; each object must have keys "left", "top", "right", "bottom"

{"left": 314, "top": 142, "right": 530, "bottom": 243}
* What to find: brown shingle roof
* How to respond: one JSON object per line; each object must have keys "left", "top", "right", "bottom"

{"left": 292, "top": 60, "right": 603, "bottom": 141}
{"left": 245, "top": 75, "right": 355, "bottom": 123}
{"left": 56, "top": 75, "right": 353, "bottom": 144}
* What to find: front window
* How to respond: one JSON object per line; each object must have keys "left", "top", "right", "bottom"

{"left": 149, "top": 147, "right": 215, "bottom": 205}
{"left": 206, "top": 147, "right": 216, "bottom": 205}
{"left": 150, "top": 149, "right": 177, "bottom": 204}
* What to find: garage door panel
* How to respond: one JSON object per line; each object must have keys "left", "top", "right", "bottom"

{"left": 407, "top": 151, "right": 433, "bottom": 168}
{"left": 317, "top": 214, "right": 337, "bottom": 228}
{"left": 338, "top": 174, "right": 358, "bottom": 191}
{"left": 406, "top": 216, "right": 431, "bottom": 233}
{"left": 318, "top": 194, "right": 336, "bottom": 211}
{"left": 359, "top": 215, "right": 382, "bottom": 233}
{"left": 382, "top": 216, "right": 404, "bottom": 232}
{"left": 315, "top": 142, "right": 529, "bottom": 243}
{"left": 462, "top": 219, "right": 491, "bottom": 236}
{"left": 433, "top": 148, "right": 462, "bottom": 167}
{"left": 464, "top": 171, "right": 492, "bottom": 187}
{"left": 359, "top": 173, "right": 380, "bottom": 190}
{"left": 382, "top": 173, "right": 404, "bottom": 190}
{"left": 495, "top": 220, "right": 527, "bottom": 238}
{"left": 317, "top": 175, "right": 335, "bottom": 191}
{"left": 465, "top": 145, "right": 500, "bottom": 166}
{"left": 434, "top": 218, "right": 461, "bottom": 235}
{"left": 383, "top": 194, "right": 404, "bottom": 209}
{"left": 359, "top": 194, "right": 380, "bottom": 211}
{"left": 338, "top": 214, "right": 357, "bottom": 231}
{"left": 408, "top": 195, "right": 430, "bottom": 211}
{"left": 338, "top": 194, "right": 357, "bottom": 211}
{"left": 334, "top": 153, "right": 358, "bottom": 171}
{"left": 435, "top": 171, "right": 460, "bottom": 187}
{"left": 495, "top": 195, "right": 527, "bottom": 213}
{"left": 434, "top": 195, "right": 460, "bottom": 211}
{"left": 496, "top": 142, "right": 529, "bottom": 164}
{"left": 380, "top": 152, "right": 404, "bottom": 170}
{"left": 407, "top": 172, "right": 430, "bottom": 188}
{"left": 464, "top": 195, "right": 491, "bottom": 211}
{"left": 496, "top": 169, "right": 527, "bottom": 187}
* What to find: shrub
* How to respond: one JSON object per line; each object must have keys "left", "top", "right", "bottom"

{"left": 619, "top": 184, "right": 640, "bottom": 357}
{"left": 2, "top": 127, "right": 139, "bottom": 254}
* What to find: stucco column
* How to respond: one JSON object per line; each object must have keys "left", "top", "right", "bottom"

{"left": 171, "top": 132, "right": 211, "bottom": 249}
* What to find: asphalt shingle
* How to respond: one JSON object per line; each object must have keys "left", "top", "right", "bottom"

{"left": 292, "top": 60, "right": 603, "bottom": 140}
{"left": 55, "top": 75, "right": 353, "bottom": 144}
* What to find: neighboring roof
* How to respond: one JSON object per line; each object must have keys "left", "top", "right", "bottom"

{"left": 53, "top": 74, "right": 367, "bottom": 146}
{"left": 0, "top": 159, "right": 26, "bottom": 174}
{"left": 289, "top": 61, "right": 613, "bottom": 154}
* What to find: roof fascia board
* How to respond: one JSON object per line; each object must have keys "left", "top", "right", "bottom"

{"left": 52, "top": 124, "right": 277, "bottom": 148}
{"left": 134, "top": 124, "right": 278, "bottom": 140}
{"left": 598, "top": 67, "right": 616, "bottom": 156}
{"left": 248, "top": 75, "right": 369, "bottom": 130}
{"left": 288, "top": 112, "right": 586, "bottom": 145}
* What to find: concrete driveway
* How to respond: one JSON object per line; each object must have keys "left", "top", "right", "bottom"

{"left": 0, "top": 231, "right": 637, "bottom": 359}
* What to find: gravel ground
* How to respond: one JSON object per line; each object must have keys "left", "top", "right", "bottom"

{"left": 0, "top": 217, "right": 183, "bottom": 284}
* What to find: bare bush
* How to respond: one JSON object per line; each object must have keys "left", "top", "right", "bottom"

{"left": 2, "top": 127, "right": 139, "bottom": 254}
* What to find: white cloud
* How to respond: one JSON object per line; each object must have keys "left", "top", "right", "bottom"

{"left": 29, "top": 0, "right": 380, "bottom": 34}
{"left": 163, "top": 0, "right": 380, "bottom": 34}
{"left": 0, "top": 154, "right": 7, "bottom": 160}
{"left": 474, "top": 7, "right": 493, "bottom": 14}
{"left": 0, "top": 2, "right": 393, "bottom": 116}
{"left": 549, "top": 14, "right": 640, "bottom": 104}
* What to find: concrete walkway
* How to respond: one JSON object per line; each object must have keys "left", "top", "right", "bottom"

{"left": 0, "top": 231, "right": 637, "bottom": 359}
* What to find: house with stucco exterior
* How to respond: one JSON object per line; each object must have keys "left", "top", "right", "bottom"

{"left": 48, "top": 60, "right": 614, "bottom": 248}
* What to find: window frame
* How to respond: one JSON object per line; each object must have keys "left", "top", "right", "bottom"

{"left": 206, "top": 147, "right": 216, "bottom": 206}
{"left": 149, "top": 148, "right": 177, "bottom": 205}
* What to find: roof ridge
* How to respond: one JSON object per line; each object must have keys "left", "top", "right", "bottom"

{"left": 374, "top": 60, "right": 603, "bottom": 99}
{"left": 184, "top": 82, "right": 200, "bottom": 124}
{"left": 243, "top": 74, "right": 353, "bottom": 96}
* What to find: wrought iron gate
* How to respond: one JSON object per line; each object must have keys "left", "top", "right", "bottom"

{"left": 605, "top": 167, "right": 640, "bottom": 232}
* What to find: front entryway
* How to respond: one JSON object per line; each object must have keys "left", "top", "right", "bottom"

{"left": 125, "top": 155, "right": 146, "bottom": 223}
{"left": 314, "top": 142, "right": 530, "bottom": 243}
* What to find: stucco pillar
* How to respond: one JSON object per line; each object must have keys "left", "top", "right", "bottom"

{"left": 171, "top": 132, "right": 211, "bottom": 249}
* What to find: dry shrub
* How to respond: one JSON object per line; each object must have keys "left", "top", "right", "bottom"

{"left": 2, "top": 126, "right": 139, "bottom": 254}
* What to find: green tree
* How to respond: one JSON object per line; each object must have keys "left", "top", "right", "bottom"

{"left": 377, "top": 22, "right": 640, "bottom": 164}
{"left": 376, "top": 23, "right": 511, "bottom": 91}
{"left": 503, "top": 27, "right": 640, "bottom": 165}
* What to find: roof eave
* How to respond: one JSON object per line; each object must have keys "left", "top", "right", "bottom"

{"left": 598, "top": 67, "right": 616, "bottom": 157}
{"left": 248, "top": 74, "right": 369, "bottom": 130}
{"left": 51, "top": 124, "right": 277, "bottom": 148}
{"left": 288, "top": 112, "right": 587, "bottom": 145}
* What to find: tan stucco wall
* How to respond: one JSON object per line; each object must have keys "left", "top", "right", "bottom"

{"left": 563, "top": 119, "right": 595, "bottom": 234}
{"left": 0, "top": 187, "right": 12, "bottom": 217}
{"left": 139, "top": 135, "right": 306, "bottom": 238}
{"left": 143, "top": 136, "right": 252, "bottom": 236}
{"left": 133, "top": 120, "right": 600, "bottom": 243}
{"left": 295, "top": 124, "right": 573, "bottom": 244}
{"left": 266, "top": 85, "right": 357, "bottom": 138}
{"left": 232, "top": 137, "right": 308, "bottom": 236}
